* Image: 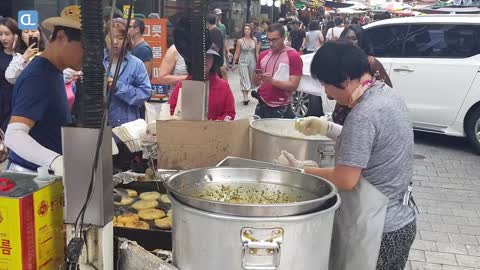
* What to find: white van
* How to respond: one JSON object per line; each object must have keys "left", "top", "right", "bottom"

{"left": 295, "top": 15, "right": 480, "bottom": 152}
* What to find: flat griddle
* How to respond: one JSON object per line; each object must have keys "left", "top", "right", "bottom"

{"left": 114, "top": 181, "right": 172, "bottom": 251}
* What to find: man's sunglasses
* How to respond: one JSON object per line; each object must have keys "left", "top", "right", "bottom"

{"left": 267, "top": 37, "right": 282, "bottom": 43}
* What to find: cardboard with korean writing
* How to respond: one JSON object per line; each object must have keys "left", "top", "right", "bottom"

{"left": 157, "top": 119, "right": 251, "bottom": 170}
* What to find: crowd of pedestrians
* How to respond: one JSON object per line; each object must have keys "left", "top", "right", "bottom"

{"left": 0, "top": 6, "right": 158, "bottom": 173}
{"left": 0, "top": 5, "right": 395, "bottom": 171}
{"left": 0, "top": 6, "right": 418, "bottom": 269}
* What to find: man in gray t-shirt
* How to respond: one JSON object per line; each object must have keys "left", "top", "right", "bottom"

{"left": 336, "top": 82, "right": 416, "bottom": 233}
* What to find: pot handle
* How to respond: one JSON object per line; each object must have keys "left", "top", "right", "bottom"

{"left": 241, "top": 227, "right": 283, "bottom": 270}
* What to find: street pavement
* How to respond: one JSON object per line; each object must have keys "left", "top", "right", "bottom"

{"left": 1, "top": 71, "right": 478, "bottom": 269}
{"left": 228, "top": 71, "right": 480, "bottom": 270}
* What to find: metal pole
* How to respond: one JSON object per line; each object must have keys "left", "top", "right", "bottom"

{"left": 246, "top": 0, "right": 251, "bottom": 22}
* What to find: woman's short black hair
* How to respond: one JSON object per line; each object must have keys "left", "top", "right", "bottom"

{"left": 52, "top": 26, "right": 82, "bottom": 42}
{"left": 310, "top": 41, "right": 370, "bottom": 89}
{"left": 308, "top": 20, "right": 320, "bottom": 31}
{"left": 207, "top": 14, "right": 217, "bottom": 25}
{"left": 339, "top": 24, "right": 374, "bottom": 55}
{"left": 334, "top": 16, "right": 344, "bottom": 26}
{"left": 174, "top": 17, "right": 213, "bottom": 75}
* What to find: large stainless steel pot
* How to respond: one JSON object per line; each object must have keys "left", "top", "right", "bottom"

{"left": 250, "top": 119, "right": 335, "bottom": 167}
{"left": 164, "top": 167, "right": 337, "bottom": 217}
{"left": 171, "top": 193, "right": 341, "bottom": 270}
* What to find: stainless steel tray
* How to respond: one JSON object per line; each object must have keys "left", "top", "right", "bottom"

{"left": 165, "top": 167, "right": 337, "bottom": 217}
{"left": 216, "top": 156, "right": 301, "bottom": 172}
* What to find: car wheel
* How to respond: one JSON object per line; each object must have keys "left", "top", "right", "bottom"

{"left": 465, "top": 106, "right": 480, "bottom": 154}
{"left": 292, "top": 91, "right": 310, "bottom": 117}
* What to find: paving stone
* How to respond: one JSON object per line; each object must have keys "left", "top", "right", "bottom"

{"left": 456, "top": 255, "right": 480, "bottom": 268}
{"left": 439, "top": 172, "right": 460, "bottom": 178}
{"left": 453, "top": 209, "right": 479, "bottom": 218}
{"left": 452, "top": 179, "right": 474, "bottom": 185}
{"left": 432, "top": 224, "right": 460, "bottom": 233}
{"left": 419, "top": 192, "right": 449, "bottom": 201}
{"left": 445, "top": 194, "right": 480, "bottom": 204}
{"left": 418, "top": 170, "right": 440, "bottom": 177}
{"left": 417, "top": 186, "right": 440, "bottom": 194}
{"left": 437, "top": 242, "right": 468, "bottom": 255}
{"left": 413, "top": 239, "right": 438, "bottom": 252}
{"left": 415, "top": 175, "right": 432, "bottom": 181}
{"left": 416, "top": 165, "right": 429, "bottom": 171}
{"left": 431, "top": 167, "right": 448, "bottom": 173}
{"left": 428, "top": 207, "right": 455, "bottom": 216}
{"left": 425, "top": 251, "right": 457, "bottom": 265}
{"left": 410, "top": 249, "right": 427, "bottom": 262}
{"left": 449, "top": 233, "right": 479, "bottom": 245}
{"left": 465, "top": 245, "right": 480, "bottom": 256}
{"left": 453, "top": 190, "right": 480, "bottom": 197}
{"left": 463, "top": 204, "right": 480, "bottom": 211}
{"left": 418, "top": 214, "right": 445, "bottom": 223}
{"left": 446, "top": 168, "right": 468, "bottom": 174}
{"left": 459, "top": 225, "right": 480, "bottom": 236}
{"left": 443, "top": 216, "right": 471, "bottom": 226}
{"left": 467, "top": 169, "right": 480, "bottom": 176}
{"left": 418, "top": 221, "right": 435, "bottom": 231}
{"left": 422, "top": 231, "right": 451, "bottom": 242}
{"left": 468, "top": 218, "right": 480, "bottom": 226}
{"left": 411, "top": 261, "right": 444, "bottom": 270}
{"left": 435, "top": 201, "right": 464, "bottom": 209}
{"left": 442, "top": 266, "right": 476, "bottom": 270}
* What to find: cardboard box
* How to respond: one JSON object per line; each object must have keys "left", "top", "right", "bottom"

{"left": 0, "top": 172, "right": 64, "bottom": 270}
{"left": 157, "top": 119, "right": 251, "bottom": 169}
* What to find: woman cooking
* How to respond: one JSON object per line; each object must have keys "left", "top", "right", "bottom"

{"left": 331, "top": 24, "right": 393, "bottom": 125}
{"left": 294, "top": 42, "right": 416, "bottom": 270}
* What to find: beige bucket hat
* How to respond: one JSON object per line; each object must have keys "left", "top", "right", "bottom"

{"left": 42, "top": 5, "right": 82, "bottom": 32}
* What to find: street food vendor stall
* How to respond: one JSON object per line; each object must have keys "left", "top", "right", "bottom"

{"left": 0, "top": 0, "right": 416, "bottom": 269}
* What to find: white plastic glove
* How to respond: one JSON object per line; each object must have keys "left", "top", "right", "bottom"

{"left": 295, "top": 116, "right": 329, "bottom": 136}
{"left": 50, "top": 155, "right": 64, "bottom": 176}
{"left": 275, "top": 150, "right": 319, "bottom": 169}
{"left": 295, "top": 116, "right": 343, "bottom": 141}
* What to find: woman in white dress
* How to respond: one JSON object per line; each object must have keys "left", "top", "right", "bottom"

{"left": 233, "top": 24, "right": 258, "bottom": 105}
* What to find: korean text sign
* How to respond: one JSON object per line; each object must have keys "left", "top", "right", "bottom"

{"left": 144, "top": 18, "right": 168, "bottom": 93}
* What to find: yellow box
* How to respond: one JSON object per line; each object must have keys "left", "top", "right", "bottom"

{"left": 0, "top": 172, "right": 64, "bottom": 270}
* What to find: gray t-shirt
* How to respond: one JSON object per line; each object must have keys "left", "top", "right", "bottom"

{"left": 335, "top": 82, "right": 416, "bottom": 233}
{"left": 305, "top": 30, "right": 323, "bottom": 52}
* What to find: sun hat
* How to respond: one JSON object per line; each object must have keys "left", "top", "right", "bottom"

{"left": 42, "top": 5, "right": 82, "bottom": 32}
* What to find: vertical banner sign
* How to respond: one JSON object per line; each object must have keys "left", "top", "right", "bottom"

{"left": 123, "top": 5, "right": 134, "bottom": 19}
{"left": 144, "top": 18, "right": 168, "bottom": 98}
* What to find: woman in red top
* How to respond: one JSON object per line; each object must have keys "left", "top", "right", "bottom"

{"left": 169, "top": 44, "right": 236, "bottom": 121}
